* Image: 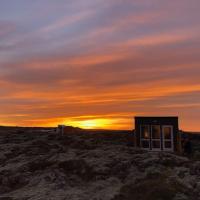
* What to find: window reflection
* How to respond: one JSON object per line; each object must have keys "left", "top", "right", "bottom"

{"left": 141, "top": 125, "right": 150, "bottom": 139}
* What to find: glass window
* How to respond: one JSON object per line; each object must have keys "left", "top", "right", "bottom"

{"left": 164, "top": 141, "right": 172, "bottom": 148}
{"left": 152, "top": 140, "right": 160, "bottom": 148}
{"left": 152, "top": 125, "right": 161, "bottom": 139}
{"left": 141, "top": 125, "right": 150, "bottom": 139}
{"left": 141, "top": 140, "right": 150, "bottom": 148}
{"left": 163, "top": 127, "right": 172, "bottom": 139}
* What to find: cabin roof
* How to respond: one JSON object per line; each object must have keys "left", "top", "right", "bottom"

{"left": 135, "top": 116, "right": 178, "bottom": 119}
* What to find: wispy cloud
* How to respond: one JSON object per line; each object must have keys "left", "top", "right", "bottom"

{"left": 39, "top": 10, "right": 94, "bottom": 34}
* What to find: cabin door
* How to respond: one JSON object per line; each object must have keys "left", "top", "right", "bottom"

{"left": 151, "top": 125, "right": 161, "bottom": 151}
{"left": 162, "top": 126, "right": 174, "bottom": 151}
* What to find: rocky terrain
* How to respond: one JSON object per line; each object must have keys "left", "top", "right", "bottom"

{"left": 0, "top": 127, "right": 200, "bottom": 200}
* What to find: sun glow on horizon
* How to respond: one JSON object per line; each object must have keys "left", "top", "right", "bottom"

{"left": 60, "top": 117, "right": 133, "bottom": 130}
{"left": 79, "top": 119, "right": 108, "bottom": 129}
{"left": 64, "top": 118, "right": 116, "bottom": 129}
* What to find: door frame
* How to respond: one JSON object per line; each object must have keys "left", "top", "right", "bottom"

{"left": 151, "top": 125, "right": 162, "bottom": 151}
{"left": 140, "top": 125, "right": 150, "bottom": 150}
{"left": 162, "top": 125, "right": 174, "bottom": 151}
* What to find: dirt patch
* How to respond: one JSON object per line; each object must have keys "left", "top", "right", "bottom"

{"left": 112, "top": 178, "right": 181, "bottom": 200}
{"left": 58, "top": 159, "right": 97, "bottom": 182}
{"left": 0, "top": 172, "right": 29, "bottom": 194}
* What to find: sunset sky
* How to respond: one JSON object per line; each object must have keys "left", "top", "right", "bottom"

{"left": 0, "top": 0, "right": 200, "bottom": 131}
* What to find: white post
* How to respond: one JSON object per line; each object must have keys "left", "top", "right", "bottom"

{"left": 57, "top": 125, "right": 65, "bottom": 136}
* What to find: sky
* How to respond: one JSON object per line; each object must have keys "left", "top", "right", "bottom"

{"left": 0, "top": 0, "right": 200, "bottom": 131}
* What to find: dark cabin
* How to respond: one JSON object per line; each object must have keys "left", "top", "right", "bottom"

{"left": 134, "top": 116, "right": 181, "bottom": 152}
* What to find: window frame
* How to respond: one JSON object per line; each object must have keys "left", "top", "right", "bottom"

{"left": 162, "top": 125, "right": 174, "bottom": 151}
{"left": 151, "top": 125, "right": 161, "bottom": 151}
{"left": 140, "top": 125, "right": 150, "bottom": 149}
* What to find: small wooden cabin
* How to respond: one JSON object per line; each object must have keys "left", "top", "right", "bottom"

{"left": 57, "top": 125, "right": 83, "bottom": 135}
{"left": 134, "top": 116, "right": 181, "bottom": 152}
